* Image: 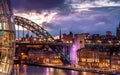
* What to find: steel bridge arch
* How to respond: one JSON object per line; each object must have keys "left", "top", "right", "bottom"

{"left": 14, "top": 16, "right": 54, "bottom": 41}
{"left": 14, "top": 16, "right": 71, "bottom": 65}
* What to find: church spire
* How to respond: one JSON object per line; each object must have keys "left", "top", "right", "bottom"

{"left": 59, "top": 29, "right": 62, "bottom": 40}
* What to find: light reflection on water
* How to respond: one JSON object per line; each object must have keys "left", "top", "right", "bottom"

{"left": 13, "top": 64, "right": 107, "bottom": 75}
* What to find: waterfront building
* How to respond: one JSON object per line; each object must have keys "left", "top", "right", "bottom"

{"left": 74, "top": 33, "right": 89, "bottom": 49}
{"left": 77, "top": 32, "right": 120, "bottom": 70}
{"left": 28, "top": 50, "right": 62, "bottom": 64}
{"left": 111, "top": 51, "right": 120, "bottom": 70}
{"left": 0, "top": 0, "right": 15, "bottom": 74}
{"left": 77, "top": 48, "right": 110, "bottom": 69}
{"left": 69, "top": 33, "right": 88, "bottom": 65}
{"left": 77, "top": 47, "right": 120, "bottom": 70}
{"left": 62, "top": 32, "right": 73, "bottom": 43}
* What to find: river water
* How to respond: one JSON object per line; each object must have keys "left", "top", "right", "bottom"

{"left": 13, "top": 64, "right": 107, "bottom": 75}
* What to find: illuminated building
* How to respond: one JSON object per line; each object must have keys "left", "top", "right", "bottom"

{"left": 77, "top": 48, "right": 110, "bottom": 68}
{"left": 62, "top": 32, "right": 89, "bottom": 65}
{"left": 77, "top": 32, "right": 120, "bottom": 70}
{"left": 28, "top": 50, "right": 62, "bottom": 64}
{"left": 70, "top": 33, "right": 88, "bottom": 65}
{"left": 74, "top": 33, "right": 89, "bottom": 49}
{"left": 63, "top": 32, "right": 73, "bottom": 43}
{"left": 111, "top": 51, "right": 120, "bottom": 70}
{"left": 0, "top": 0, "right": 15, "bottom": 74}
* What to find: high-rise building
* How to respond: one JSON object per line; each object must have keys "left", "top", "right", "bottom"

{"left": 0, "top": 0, "right": 15, "bottom": 74}
{"left": 116, "top": 22, "right": 120, "bottom": 38}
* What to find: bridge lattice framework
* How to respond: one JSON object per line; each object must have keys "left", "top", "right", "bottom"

{"left": 14, "top": 16, "right": 71, "bottom": 65}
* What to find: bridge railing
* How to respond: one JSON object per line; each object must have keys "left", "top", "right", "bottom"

{"left": 15, "top": 38, "right": 70, "bottom": 46}
{"left": 16, "top": 37, "right": 54, "bottom": 43}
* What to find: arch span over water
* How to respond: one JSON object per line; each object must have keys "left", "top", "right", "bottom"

{"left": 14, "top": 16, "right": 54, "bottom": 41}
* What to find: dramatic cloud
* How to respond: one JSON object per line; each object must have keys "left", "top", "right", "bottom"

{"left": 12, "top": 0, "right": 120, "bottom": 12}
{"left": 44, "top": 7, "right": 120, "bottom": 36}
{"left": 14, "top": 10, "right": 57, "bottom": 25}
{"left": 11, "top": 0, "right": 120, "bottom": 36}
{"left": 11, "top": 0, "right": 66, "bottom": 12}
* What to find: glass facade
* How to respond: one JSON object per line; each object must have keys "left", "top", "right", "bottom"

{"left": 0, "top": 0, "right": 15, "bottom": 74}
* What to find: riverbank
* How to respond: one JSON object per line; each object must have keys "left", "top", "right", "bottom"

{"left": 25, "top": 63, "right": 120, "bottom": 75}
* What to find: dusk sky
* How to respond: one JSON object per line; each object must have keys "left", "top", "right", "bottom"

{"left": 11, "top": 0, "right": 120, "bottom": 36}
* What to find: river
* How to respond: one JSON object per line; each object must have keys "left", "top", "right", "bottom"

{"left": 13, "top": 64, "right": 107, "bottom": 75}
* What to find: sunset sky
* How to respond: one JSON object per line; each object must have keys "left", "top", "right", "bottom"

{"left": 11, "top": 0, "right": 120, "bottom": 36}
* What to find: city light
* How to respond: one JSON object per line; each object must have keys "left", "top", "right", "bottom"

{"left": 70, "top": 43, "right": 78, "bottom": 65}
{"left": 7, "top": 0, "right": 120, "bottom": 75}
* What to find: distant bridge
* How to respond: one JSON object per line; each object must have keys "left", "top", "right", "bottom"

{"left": 14, "top": 16, "right": 71, "bottom": 65}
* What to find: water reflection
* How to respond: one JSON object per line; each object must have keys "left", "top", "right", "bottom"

{"left": 46, "top": 68, "right": 49, "bottom": 75}
{"left": 13, "top": 64, "right": 107, "bottom": 75}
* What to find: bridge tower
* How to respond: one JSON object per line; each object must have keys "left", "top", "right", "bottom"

{"left": 0, "top": 0, "right": 15, "bottom": 74}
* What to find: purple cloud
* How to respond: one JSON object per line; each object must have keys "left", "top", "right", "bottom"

{"left": 44, "top": 7, "right": 120, "bottom": 36}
